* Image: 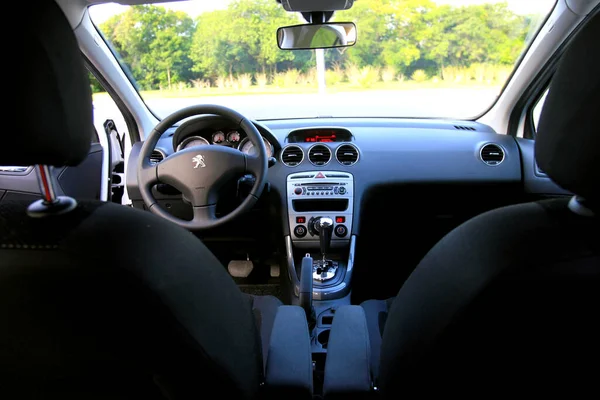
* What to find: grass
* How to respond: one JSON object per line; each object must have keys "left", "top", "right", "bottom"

{"left": 92, "top": 80, "right": 500, "bottom": 101}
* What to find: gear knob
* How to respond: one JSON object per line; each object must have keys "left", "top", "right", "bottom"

{"left": 317, "top": 217, "right": 333, "bottom": 260}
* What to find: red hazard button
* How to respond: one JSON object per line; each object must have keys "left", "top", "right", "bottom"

{"left": 315, "top": 172, "right": 325, "bottom": 178}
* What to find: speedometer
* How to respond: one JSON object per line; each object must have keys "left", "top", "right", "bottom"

{"left": 176, "top": 136, "right": 210, "bottom": 151}
{"left": 238, "top": 137, "right": 273, "bottom": 158}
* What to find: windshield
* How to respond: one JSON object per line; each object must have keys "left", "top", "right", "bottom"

{"left": 89, "top": 0, "right": 556, "bottom": 120}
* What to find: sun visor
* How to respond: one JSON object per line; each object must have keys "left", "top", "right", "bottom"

{"left": 280, "top": 0, "right": 354, "bottom": 12}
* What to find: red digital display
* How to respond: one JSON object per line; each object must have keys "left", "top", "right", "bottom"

{"left": 304, "top": 131, "right": 337, "bottom": 142}
{"left": 335, "top": 217, "right": 345, "bottom": 223}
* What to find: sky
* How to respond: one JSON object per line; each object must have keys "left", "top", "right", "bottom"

{"left": 89, "top": 0, "right": 556, "bottom": 24}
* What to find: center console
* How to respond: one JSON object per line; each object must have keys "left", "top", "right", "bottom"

{"left": 285, "top": 171, "right": 356, "bottom": 301}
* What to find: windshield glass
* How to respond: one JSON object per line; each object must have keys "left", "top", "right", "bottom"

{"left": 89, "top": 0, "right": 556, "bottom": 120}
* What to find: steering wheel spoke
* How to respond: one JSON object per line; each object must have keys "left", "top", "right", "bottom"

{"left": 192, "top": 204, "right": 217, "bottom": 223}
{"left": 245, "top": 154, "right": 265, "bottom": 176}
{"left": 138, "top": 161, "right": 160, "bottom": 190}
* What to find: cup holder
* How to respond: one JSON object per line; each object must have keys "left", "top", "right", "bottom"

{"left": 317, "top": 329, "right": 330, "bottom": 349}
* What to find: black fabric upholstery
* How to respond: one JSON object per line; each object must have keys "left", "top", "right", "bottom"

{"left": 323, "top": 305, "right": 372, "bottom": 400}
{"left": 9, "top": 0, "right": 92, "bottom": 167}
{"left": 0, "top": 200, "right": 273, "bottom": 399}
{"left": 264, "top": 306, "right": 313, "bottom": 400}
{"left": 536, "top": 14, "right": 600, "bottom": 202}
{"left": 248, "top": 294, "right": 283, "bottom": 370}
{"left": 359, "top": 298, "right": 392, "bottom": 381}
{"left": 372, "top": 198, "right": 600, "bottom": 397}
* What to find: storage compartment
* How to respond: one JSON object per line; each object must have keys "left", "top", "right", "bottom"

{"left": 292, "top": 199, "right": 349, "bottom": 212}
{"left": 317, "top": 329, "right": 331, "bottom": 349}
{"left": 322, "top": 316, "right": 334, "bottom": 325}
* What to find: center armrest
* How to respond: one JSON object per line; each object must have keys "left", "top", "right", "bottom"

{"left": 323, "top": 305, "right": 372, "bottom": 399}
{"left": 264, "top": 305, "right": 313, "bottom": 400}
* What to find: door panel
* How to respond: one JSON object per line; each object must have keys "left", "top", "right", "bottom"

{"left": 0, "top": 144, "right": 104, "bottom": 203}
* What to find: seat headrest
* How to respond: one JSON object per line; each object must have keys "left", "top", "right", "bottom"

{"left": 8, "top": 0, "right": 92, "bottom": 167}
{"left": 535, "top": 13, "right": 600, "bottom": 202}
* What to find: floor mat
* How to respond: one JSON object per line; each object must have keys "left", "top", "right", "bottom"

{"left": 238, "top": 284, "right": 283, "bottom": 301}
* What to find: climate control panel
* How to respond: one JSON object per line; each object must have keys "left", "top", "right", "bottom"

{"left": 287, "top": 171, "right": 354, "bottom": 245}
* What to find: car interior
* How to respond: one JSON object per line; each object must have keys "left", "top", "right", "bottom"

{"left": 1, "top": 0, "right": 599, "bottom": 398}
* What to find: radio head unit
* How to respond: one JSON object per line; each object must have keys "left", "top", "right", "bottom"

{"left": 286, "top": 171, "right": 354, "bottom": 245}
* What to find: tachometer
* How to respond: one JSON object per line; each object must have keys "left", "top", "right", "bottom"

{"left": 212, "top": 131, "right": 226, "bottom": 144}
{"left": 176, "top": 136, "right": 210, "bottom": 151}
{"left": 227, "top": 130, "right": 241, "bottom": 144}
{"left": 238, "top": 137, "right": 273, "bottom": 158}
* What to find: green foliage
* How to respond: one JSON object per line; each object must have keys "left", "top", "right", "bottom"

{"left": 88, "top": 72, "right": 104, "bottom": 93}
{"left": 326, "top": 70, "right": 343, "bottom": 86}
{"left": 411, "top": 69, "right": 428, "bottom": 82}
{"left": 101, "top": 5, "right": 194, "bottom": 90}
{"left": 347, "top": 64, "right": 380, "bottom": 88}
{"left": 381, "top": 66, "right": 397, "bottom": 83}
{"left": 96, "top": 0, "right": 535, "bottom": 90}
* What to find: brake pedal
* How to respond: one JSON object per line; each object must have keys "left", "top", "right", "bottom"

{"left": 228, "top": 258, "right": 254, "bottom": 278}
{"left": 270, "top": 264, "right": 280, "bottom": 278}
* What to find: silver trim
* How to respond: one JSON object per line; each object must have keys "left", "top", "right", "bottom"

{"left": 479, "top": 143, "right": 505, "bottom": 166}
{"left": 176, "top": 136, "right": 210, "bottom": 152}
{"left": 211, "top": 130, "right": 226, "bottom": 144}
{"left": 148, "top": 148, "right": 167, "bottom": 164}
{"left": 307, "top": 143, "right": 332, "bottom": 166}
{"left": 0, "top": 166, "right": 32, "bottom": 174}
{"left": 280, "top": 144, "right": 305, "bottom": 167}
{"left": 238, "top": 137, "right": 274, "bottom": 158}
{"left": 335, "top": 143, "right": 360, "bottom": 166}
{"left": 149, "top": 149, "right": 166, "bottom": 164}
{"left": 568, "top": 196, "right": 595, "bottom": 217}
{"left": 285, "top": 235, "right": 356, "bottom": 301}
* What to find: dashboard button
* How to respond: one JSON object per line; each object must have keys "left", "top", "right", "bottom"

{"left": 334, "top": 224, "right": 348, "bottom": 237}
{"left": 338, "top": 187, "right": 346, "bottom": 195}
{"left": 294, "top": 187, "right": 302, "bottom": 195}
{"left": 334, "top": 187, "right": 339, "bottom": 194}
{"left": 294, "top": 225, "right": 307, "bottom": 238}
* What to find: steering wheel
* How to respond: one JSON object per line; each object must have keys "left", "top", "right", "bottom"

{"left": 137, "top": 105, "right": 268, "bottom": 231}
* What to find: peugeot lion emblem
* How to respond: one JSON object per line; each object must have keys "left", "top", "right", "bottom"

{"left": 192, "top": 154, "right": 206, "bottom": 169}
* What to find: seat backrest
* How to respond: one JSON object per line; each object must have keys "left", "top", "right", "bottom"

{"left": 1, "top": 1, "right": 264, "bottom": 398}
{"left": 379, "top": 10, "right": 600, "bottom": 398}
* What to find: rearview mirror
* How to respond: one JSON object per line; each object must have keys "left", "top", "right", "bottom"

{"left": 277, "top": 22, "right": 356, "bottom": 50}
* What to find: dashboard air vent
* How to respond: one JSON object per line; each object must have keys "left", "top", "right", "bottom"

{"left": 308, "top": 144, "right": 331, "bottom": 166}
{"left": 454, "top": 125, "right": 476, "bottom": 131}
{"left": 150, "top": 149, "right": 165, "bottom": 164}
{"left": 281, "top": 145, "right": 304, "bottom": 167}
{"left": 336, "top": 144, "right": 359, "bottom": 166}
{"left": 480, "top": 144, "right": 505, "bottom": 166}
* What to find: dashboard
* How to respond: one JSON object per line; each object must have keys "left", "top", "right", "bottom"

{"left": 126, "top": 116, "right": 567, "bottom": 238}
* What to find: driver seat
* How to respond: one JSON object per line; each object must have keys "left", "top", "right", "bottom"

{"left": 0, "top": 1, "right": 281, "bottom": 398}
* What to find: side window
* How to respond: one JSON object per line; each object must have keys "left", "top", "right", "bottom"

{"left": 89, "top": 72, "right": 129, "bottom": 144}
{"left": 531, "top": 88, "right": 549, "bottom": 133}
{"left": 89, "top": 71, "right": 131, "bottom": 205}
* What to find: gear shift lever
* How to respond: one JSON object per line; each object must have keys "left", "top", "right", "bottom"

{"left": 317, "top": 217, "right": 333, "bottom": 263}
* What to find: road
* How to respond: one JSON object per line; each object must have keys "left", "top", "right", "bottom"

{"left": 93, "top": 88, "right": 500, "bottom": 137}
{"left": 143, "top": 88, "right": 500, "bottom": 120}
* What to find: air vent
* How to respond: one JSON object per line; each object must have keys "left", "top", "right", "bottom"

{"left": 150, "top": 149, "right": 165, "bottom": 164}
{"left": 480, "top": 144, "right": 505, "bottom": 166}
{"left": 308, "top": 144, "right": 332, "bottom": 166}
{"left": 281, "top": 145, "right": 304, "bottom": 167}
{"left": 336, "top": 144, "right": 359, "bottom": 166}
{"left": 454, "top": 125, "right": 476, "bottom": 131}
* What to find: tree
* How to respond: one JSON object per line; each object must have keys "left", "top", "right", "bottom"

{"left": 190, "top": 0, "right": 299, "bottom": 80}
{"left": 101, "top": 5, "right": 194, "bottom": 89}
